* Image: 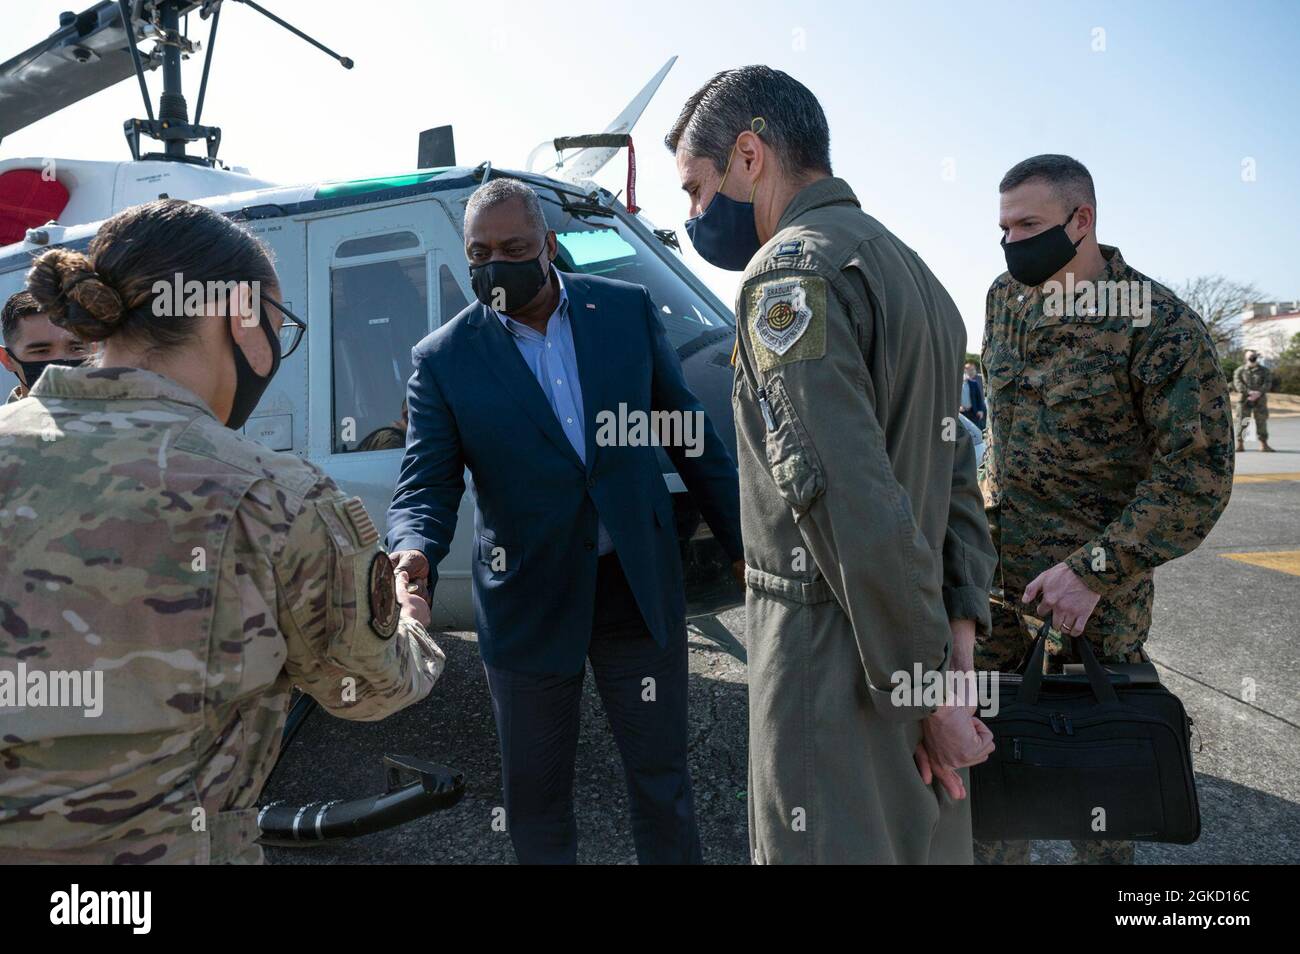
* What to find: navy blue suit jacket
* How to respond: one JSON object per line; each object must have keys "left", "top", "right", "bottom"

{"left": 386, "top": 272, "right": 743, "bottom": 674}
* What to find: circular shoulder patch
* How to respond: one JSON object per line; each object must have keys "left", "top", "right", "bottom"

{"left": 367, "top": 552, "right": 399, "bottom": 640}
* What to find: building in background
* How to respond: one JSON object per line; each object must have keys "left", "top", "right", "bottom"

{"left": 1239, "top": 301, "right": 1300, "bottom": 359}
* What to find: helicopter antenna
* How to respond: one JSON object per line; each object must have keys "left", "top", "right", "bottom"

{"left": 231, "top": 0, "right": 354, "bottom": 70}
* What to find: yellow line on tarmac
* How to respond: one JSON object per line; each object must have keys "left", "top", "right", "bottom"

{"left": 1221, "top": 550, "right": 1300, "bottom": 577}
{"left": 1233, "top": 472, "right": 1300, "bottom": 484}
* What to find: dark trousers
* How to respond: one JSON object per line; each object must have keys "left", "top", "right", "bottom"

{"left": 483, "top": 553, "right": 702, "bottom": 865}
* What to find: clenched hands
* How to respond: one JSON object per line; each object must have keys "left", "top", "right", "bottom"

{"left": 390, "top": 549, "right": 432, "bottom": 627}
{"left": 913, "top": 619, "right": 995, "bottom": 800}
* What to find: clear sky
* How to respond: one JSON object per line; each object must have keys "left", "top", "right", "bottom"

{"left": 3, "top": 0, "right": 1297, "bottom": 350}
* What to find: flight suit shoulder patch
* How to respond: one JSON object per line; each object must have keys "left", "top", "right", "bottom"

{"left": 747, "top": 275, "right": 827, "bottom": 372}
{"left": 367, "top": 551, "right": 399, "bottom": 640}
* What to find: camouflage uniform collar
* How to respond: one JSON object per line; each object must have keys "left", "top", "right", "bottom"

{"left": 30, "top": 365, "right": 217, "bottom": 418}
{"left": 1005, "top": 245, "right": 1130, "bottom": 320}
{"left": 1095, "top": 245, "right": 1128, "bottom": 283}
{"left": 777, "top": 176, "right": 860, "bottom": 231}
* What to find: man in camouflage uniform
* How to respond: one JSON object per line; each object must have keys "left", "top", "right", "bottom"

{"left": 668, "top": 67, "right": 997, "bottom": 864}
{"left": 1233, "top": 350, "right": 1274, "bottom": 451}
{"left": 1, "top": 291, "right": 88, "bottom": 403}
{"left": 0, "top": 365, "right": 445, "bottom": 863}
{"left": 979, "top": 155, "right": 1234, "bottom": 864}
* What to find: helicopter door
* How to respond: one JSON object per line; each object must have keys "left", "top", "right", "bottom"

{"left": 306, "top": 206, "right": 437, "bottom": 517}
{"left": 305, "top": 202, "right": 478, "bottom": 630}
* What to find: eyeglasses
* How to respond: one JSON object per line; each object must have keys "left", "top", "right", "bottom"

{"left": 261, "top": 294, "right": 307, "bottom": 359}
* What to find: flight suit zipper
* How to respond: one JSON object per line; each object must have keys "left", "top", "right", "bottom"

{"left": 757, "top": 387, "right": 777, "bottom": 431}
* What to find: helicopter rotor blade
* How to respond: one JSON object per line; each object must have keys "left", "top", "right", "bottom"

{"left": 0, "top": 1, "right": 178, "bottom": 140}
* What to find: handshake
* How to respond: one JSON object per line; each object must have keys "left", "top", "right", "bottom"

{"left": 912, "top": 618, "right": 995, "bottom": 800}
{"left": 389, "top": 549, "right": 433, "bottom": 628}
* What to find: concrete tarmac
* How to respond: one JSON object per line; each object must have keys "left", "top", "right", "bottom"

{"left": 265, "top": 417, "right": 1300, "bottom": 865}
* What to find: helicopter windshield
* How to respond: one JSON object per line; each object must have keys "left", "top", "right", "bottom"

{"left": 534, "top": 191, "right": 735, "bottom": 350}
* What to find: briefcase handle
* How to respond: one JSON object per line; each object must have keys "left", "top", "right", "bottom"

{"left": 1019, "top": 621, "right": 1120, "bottom": 708}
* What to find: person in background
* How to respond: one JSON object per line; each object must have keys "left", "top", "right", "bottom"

{"left": 1233, "top": 350, "right": 1274, "bottom": 451}
{"left": 1, "top": 290, "right": 89, "bottom": 402}
{"left": 960, "top": 361, "right": 986, "bottom": 427}
{"left": 357, "top": 399, "right": 409, "bottom": 452}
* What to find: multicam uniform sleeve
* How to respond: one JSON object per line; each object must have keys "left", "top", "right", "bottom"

{"left": 1063, "top": 306, "right": 1235, "bottom": 596}
{"left": 277, "top": 480, "right": 445, "bottom": 721}
{"left": 741, "top": 265, "right": 951, "bottom": 719}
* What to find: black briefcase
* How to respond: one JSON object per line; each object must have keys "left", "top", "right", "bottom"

{"left": 970, "top": 624, "right": 1200, "bottom": 844}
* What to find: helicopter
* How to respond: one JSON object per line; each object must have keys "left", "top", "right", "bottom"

{"left": 0, "top": 0, "right": 746, "bottom": 847}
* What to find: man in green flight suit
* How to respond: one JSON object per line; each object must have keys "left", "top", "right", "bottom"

{"left": 666, "top": 66, "right": 998, "bottom": 864}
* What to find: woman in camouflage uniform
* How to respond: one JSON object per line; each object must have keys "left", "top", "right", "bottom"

{"left": 0, "top": 200, "right": 444, "bottom": 864}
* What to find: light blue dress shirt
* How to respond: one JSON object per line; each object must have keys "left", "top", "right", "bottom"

{"left": 494, "top": 270, "right": 614, "bottom": 555}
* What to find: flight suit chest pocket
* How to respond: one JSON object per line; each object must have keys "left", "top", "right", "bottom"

{"left": 762, "top": 375, "right": 825, "bottom": 515}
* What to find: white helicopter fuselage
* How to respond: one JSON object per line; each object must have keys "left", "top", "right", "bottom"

{"left": 0, "top": 157, "right": 743, "bottom": 632}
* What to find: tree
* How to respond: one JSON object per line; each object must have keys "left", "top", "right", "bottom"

{"left": 1279, "top": 331, "right": 1300, "bottom": 365}
{"left": 1272, "top": 331, "right": 1300, "bottom": 395}
{"left": 1171, "top": 275, "right": 1262, "bottom": 354}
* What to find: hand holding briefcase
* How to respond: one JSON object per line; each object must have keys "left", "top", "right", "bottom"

{"left": 970, "top": 620, "right": 1200, "bottom": 844}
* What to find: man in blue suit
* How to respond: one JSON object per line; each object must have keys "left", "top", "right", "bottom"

{"left": 386, "top": 178, "right": 743, "bottom": 864}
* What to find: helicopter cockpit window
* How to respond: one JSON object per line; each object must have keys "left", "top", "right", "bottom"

{"left": 536, "top": 191, "right": 735, "bottom": 351}
{"left": 336, "top": 231, "right": 421, "bottom": 258}
{"left": 330, "top": 252, "right": 428, "bottom": 454}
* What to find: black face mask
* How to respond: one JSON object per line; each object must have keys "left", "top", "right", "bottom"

{"left": 470, "top": 243, "right": 551, "bottom": 314}
{"left": 1001, "top": 208, "right": 1084, "bottom": 286}
{"left": 3, "top": 350, "right": 85, "bottom": 391}
{"left": 226, "top": 313, "right": 282, "bottom": 430}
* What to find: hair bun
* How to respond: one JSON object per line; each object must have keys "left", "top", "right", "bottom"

{"left": 27, "top": 247, "right": 125, "bottom": 342}
{"left": 63, "top": 270, "right": 125, "bottom": 325}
